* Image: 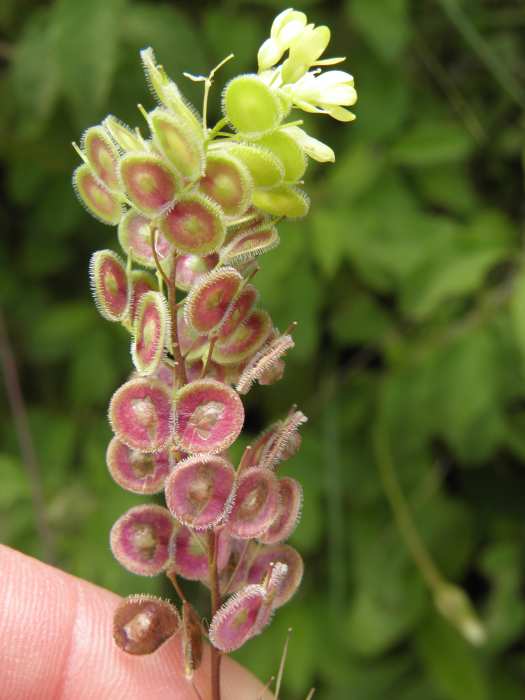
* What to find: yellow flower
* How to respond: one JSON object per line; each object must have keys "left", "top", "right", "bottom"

{"left": 283, "top": 70, "right": 357, "bottom": 122}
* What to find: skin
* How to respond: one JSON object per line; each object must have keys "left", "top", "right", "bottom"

{"left": 0, "top": 545, "right": 273, "bottom": 700}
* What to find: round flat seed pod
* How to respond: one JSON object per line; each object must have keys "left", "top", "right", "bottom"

{"left": 160, "top": 194, "right": 226, "bottom": 255}
{"left": 118, "top": 209, "right": 171, "bottom": 269}
{"left": 228, "top": 467, "right": 279, "bottom": 540}
{"left": 153, "top": 359, "right": 177, "bottom": 389}
{"left": 175, "top": 253, "right": 218, "bottom": 292}
{"left": 73, "top": 164, "right": 123, "bottom": 225}
{"left": 259, "top": 409, "right": 307, "bottom": 470}
{"left": 162, "top": 82, "right": 203, "bottom": 137}
{"left": 169, "top": 525, "right": 232, "bottom": 581}
{"left": 113, "top": 594, "right": 181, "bottom": 655}
{"left": 185, "top": 358, "right": 226, "bottom": 383}
{"left": 165, "top": 454, "right": 236, "bottom": 529}
{"left": 236, "top": 334, "right": 294, "bottom": 394}
{"left": 106, "top": 436, "right": 170, "bottom": 494}
{"left": 258, "top": 131, "right": 307, "bottom": 183}
{"left": 223, "top": 75, "right": 282, "bottom": 138}
{"left": 252, "top": 185, "right": 310, "bottom": 219}
{"left": 214, "top": 310, "right": 272, "bottom": 365}
{"left": 177, "top": 309, "right": 207, "bottom": 361}
{"left": 228, "top": 143, "right": 284, "bottom": 189}
{"left": 103, "top": 115, "right": 144, "bottom": 152}
{"left": 220, "top": 226, "right": 279, "bottom": 267}
{"left": 128, "top": 271, "right": 157, "bottom": 325}
{"left": 149, "top": 108, "right": 204, "bottom": 181}
{"left": 247, "top": 544, "right": 303, "bottom": 608}
{"left": 200, "top": 153, "right": 252, "bottom": 219}
{"left": 109, "top": 378, "right": 173, "bottom": 452}
{"left": 184, "top": 267, "right": 242, "bottom": 335}
{"left": 132, "top": 291, "right": 169, "bottom": 375}
{"left": 209, "top": 584, "right": 266, "bottom": 652}
{"left": 258, "top": 477, "right": 303, "bottom": 544}
{"left": 82, "top": 125, "right": 121, "bottom": 193}
{"left": 174, "top": 379, "right": 244, "bottom": 454}
{"left": 110, "top": 504, "right": 174, "bottom": 576}
{"left": 89, "top": 250, "right": 129, "bottom": 321}
{"left": 218, "top": 285, "right": 259, "bottom": 342}
{"left": 119, "top": 153, "right": 181, "bottom": 217}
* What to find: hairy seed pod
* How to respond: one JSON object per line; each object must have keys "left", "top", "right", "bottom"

{"left": 177, "top": 309, "right": 208, "bottom": 361}
{"left": 174, "top": 379, "right": 244, "bottom": 453}
{"left": 119, "top": 153, "right": 181, "bottom": 217}
{"left": 223, "top": 74, "right": 282, "bottom": 138}
{"left": 200, "top": 152, "right": 253, "bottom": 219}
{"left": 109, "top": 378, "right": 174, "bottom": 452}
{"left": 258, "top": 477, "right": 303, "bottom": 544}
{"left": 81, "top": 125, "right": 121, "bottom": 193}
{"left": 185, "top": 358, "right": 226, "bottom": 383}
{"left": 153, "top": 359, "right": 177, "bottom": 388}
{"left": 247, "top": 544, "right": 304, "bottom": 608}
{"left": 252, "top": 185, "right": 310, "bottom": 219}
{"left": 140, "top": 47, "right": 171, "bottom": 107}
{"left": 110, "top": 504, "right": 174, "bottom": 576}
{"left": 209, "top": 584, "right": 267, "bottom": 652}
{"left": 227, "top": 143, "right": 285, "bottom": 189}
{"left": 118, "top": 209, "right": 171, "bottom": 269}
{"left": 236, "top": 334, "right": 294, "bottom": 394}
{"left": 258, "top": 357, "right": 285, "bottom": 385}
{"left": 89, "top": 249, "right": 129, "bottom": 321}
{"left": 164, "top": 454, "right": 236, "bottom": 529}
{"left": 220, "top": 226, "right": 279, "bottom": 267}
{"left": 228, "top": 467, "right": 280, "bottom": 539}
{"left": 259, "top": 409, "right": 307, "bottom": 469}
{"left": 214, "top": 310, "right": 273, "bottom": 365}
{"left": 132, "top": 291, "right": 170, "bottom": 375}
{"left": 128, "top": 270, "right": 157, "bottom": 325}
{"left": 160, "top": 194, "right": 226, "bottom": 255}
{"left": 174, "top": 253, "right": 218, "bottom": 292}
{"left": 182, "top": 601, "right": 203, "bottom": 679}
{"left": 184, "top": 267, "right": 242, "bottom": 335}
{"left": 258, "top": 131, "right": 307, "bottom": 183}
{"left": 168, "top": 525, "right": 232, "bottom": 580}
{"left": 218, "top": 285, "right": 259, "bottom": 342}
{"left": 113, "top": 594, "right": 181, "bottom": 655}
{"left": 103, "top": 115, "right": 144, "bottom": 152}
{"left": 149, "top": 108, "right": 205, "bottom": 181}
{"left": 106, "top": 437, "right": 171, "bottom": 494}
{"left": 73, "top": 164, "right": 123, "bottom": 225}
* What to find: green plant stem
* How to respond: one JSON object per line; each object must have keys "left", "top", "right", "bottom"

{"left": 208, "top": 530, "right": 222, "bottom": 700}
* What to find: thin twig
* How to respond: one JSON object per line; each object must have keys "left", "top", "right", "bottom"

{"left": 274, "top": 628, "right": 292, "bottom": 699}
{"left": 208, "top": 530, "right": 222, "bottom": 700}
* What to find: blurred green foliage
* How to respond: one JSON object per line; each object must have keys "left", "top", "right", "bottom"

{"left": 1, "top": 0, "right": 525, "bottom": 698}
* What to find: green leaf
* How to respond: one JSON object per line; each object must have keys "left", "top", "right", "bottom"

{"left": 330, "top": 289, "right": 393, "bottom": 345}
{"left": 347, "top": 0, "right": 411, "bottom": 61}
{"left": 391, "top": 121, "right": 475, "bottom": 166}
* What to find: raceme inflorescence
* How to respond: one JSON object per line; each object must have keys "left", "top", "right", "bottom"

{"left": 72, "top": 8, "right": 356, "bottom": 698}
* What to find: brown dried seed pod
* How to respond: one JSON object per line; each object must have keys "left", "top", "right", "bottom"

{"left": 113, "top": 594, "right": 181, "bottom": 655}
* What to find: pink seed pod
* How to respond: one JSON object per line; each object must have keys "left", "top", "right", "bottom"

{"left": 89, "top": 249, "right": 129, "bottom": 322}
{"left": 128, "top": 270, "right": 157, "bottom": 325}
{"left": 149, "top": 108, "right": 205, "bottom": 181}
{"left": 153, "top": 358, "right": 177, "bottom": 388}
{"left": 81, "top": 125, "right": 121, "bottom": 193}
{"left": 118, "top": 209, "right": 171, "bottom": 269}
{"left": 214, "top": 310, "right": 273, "bottom": 365}
{"left": 219, "top": 540, "right": 256, "bottom": 595}
{"left": 110, "top": 504, "right": 174, "bottom": 576}
{"left": 220, "top": 225, "right": 279, "bottom": 267}
{"left": 159, "top": 194, "right": 226, "bottom": 255}
{"left": 259, "top": 409, "right": 307, "bottom": 470}
{"left": 176, "top": 309, "right": 208, "bottom": 361}
{"left": 174, "top": 253, "right": 219, "bottom": 292}
{"left": 169, "top": 525, "right": 232, "bottom": 581}
{"left": 164, "top": 454, "right": 236, "bottom": 529}
{"left": 200, "top": 152, "right": 252, "bottom": 219}
{"left": 103, "top": 115, "right": 144, "bottom": 152}
{"left": 181, "top": 601, "right": 203, "bottom": 680}
{"left": 258, "top": 477, "right": 303, "bottom": 544}
{"left": 185, "top": 358, "right": 226, "bottom": 383}
{"left": 209, "top": 584, "right": 267, "bottom": 652}
{"left": 109, "top": 378, "right": 174, "bottom": 452}
{"left": 175, "top": 379, "right": 244, "bottom": 454}
{"left": 236, "top": 334, "right": 294, "bottom": 394}
{"left": 217, "top": 285, "right": 259, "bottom": 342}
{"left": 258, "top": 358, "right": 286, "bottom": 386}
{"left": 228, "top": 467, "right": 280, "bottom": 539}
{"left": 73, "top": 164, "right": 123, "bottom": 226}
{"left": 113, "top": 594, "right": 181, "bottom": 655}
{"left": 184, "top": 267, "right": 243, "bottom": 335}
{"left": 131, "top": 291, "right": 170, "bottom": 375}
{"left": 106, "top": 436, "right": 170, "bottom": 494}
{"left": 119, "top": 153, "right": 181, "bottom": 217}
{"left": 247, "top": 544, "right": 304, "bottom": 608}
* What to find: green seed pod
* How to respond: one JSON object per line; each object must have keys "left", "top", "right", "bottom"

{"left": 140, "top": 47, "right": 172, "bottom": 107}
{"left": 220, "top": 225, "right": 279, "bottom": 266}
{"left": 149, "top": 108, "right": 205, "bottom": 181}
{"left": 161, "top": 82, "right": 203, "bottom": 139}
{"left": 252, "top": 185, "right": 310, "bottom": 219}
{"left": 200, "top": 152, "right": 253, "bottom": 219}
{"left": 73, "top": 164, "right": 123, "bottom": 226}
{"left": 89, "top": 249, "right": 129, "bottom": 321}
{"left": 119, "top": 153, "right": 181, "bottom": 217}
{"left": 159, "top": 194, "right": 226, "bottom": 255}
{"left": 81, "top": 126, "right": 121, "bottom": 193}
{"left": 223, "top": 74, "right": 282, "bottom": 138}
{"left": 103, "top": 115, "right": 144, "bottom": 152}
{"left": 227, "top": 143, "right": 285, "bottom": 190}
{"left": 132, "top": 291, "right": 170, "bottom": 375}
{"left": 257, "top": 131, "right": 307, "bottom": 183}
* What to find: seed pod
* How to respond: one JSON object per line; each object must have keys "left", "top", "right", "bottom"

{"left": 160, "top": 194, "right": 226, "bottom": 255}
{"left": 109, "top": 378, "right": 174, "bottom": 452}
{"left": 132, "top": 291, "right": 170, "bottom": 375}
{"left": 228, "top": 143, "right": 285, "bottom": 189}
{"left": 110, "top": 504, "right": 174, "bottom": 576}
{"left": 169, "top": 525, "right": 232, "bottom": 580}
{"left": 223, "top": 74, "right": 282, "bottom": 138}
{"left": 174, "top": 379, "right": 244, "bottom": 454}
{"left": 119, "top": 153, "right": 181, "bottom": 217}
{"left": 106, "top": 436, "right": 170, "bottom": 494}
{"left": 185, "top": 358, "right": 226, "bottom": 383}
{"left": 182, "top": 601, "right": 203, "bottom": 679}
{"left": 236, "top": 334, "right": 294, "bottom": 394}
{"left": 103, "top": 115, "right": 144, "bottom": 152}
{"left": 228, "top": 467, "right": 280, "bottom": 539}
{"left": 81, "top": 125, "right": 121, "bottom": 194}
{"left": 220, "top": 226, "right": 279, "bottom": 267}
{"left": 118, "top": 209, "right": 171, "bottom": 269}
{"left": 258, "top": 358, "right": 285, "bottom": 386}
{"left": 153, "top": 358, "right": 177, "bottom": 388}
{"left": 200, "top": 152, "right": 252, "bottom": 219}
{"left": 252, "top": 185, "right": 310, "bottom": 219}
{"left": 149, "top": 108, "right": 204, "bottom": 181}
{"left": 128, "top": 270, "right": 157, "bottom": 325}
{"left": 174, "top": 253, "right": 218, "bottom": 292}
{"left": 164, "top": 454, "right": 236, "bottom": 529}
{"left": 258, "top": 131, "right": 307, "bottom": 183}
{"left": 73, "top": 164, "right": 123, "bottom": 225}
{"left": 89, "top": 250, "right": 129, "bottom": 321}
{"left": 258, "top": 477, "right": 303, "bottom": 544}
{"left": 113, "top": 594, "right": 181, "bottom": 655}
{"left": 214, "top": 310, "right": 272, "bottom": 365}
{"left": 219, "top": 539, "right": 255, "bottom": 595}
{"left": 184, "top": 267, "right": 242, "bottom": 335}
{"left": 177, "top": 308, "right": 207, "bottom": 361}
{"left": 218, "top": 285, "right": 259, "bottom": 342}
{"left": 259, "top": 409, "right": 307, "bottom": 469}
{"left": 247, "top": 544, "right": 303, "bottom": 608}
{"left": 209, "top": 584, "right": 267, "bottom": 652}
{"left": 140, "top": 47, "right": 172, "bottom": 107}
